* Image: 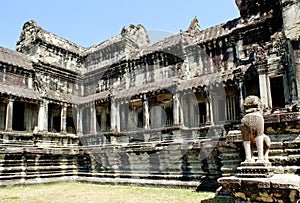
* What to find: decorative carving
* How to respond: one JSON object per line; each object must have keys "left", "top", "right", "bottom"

{"left": 187, "top": 16, "right": 201, "bottom": 37}
{"left": 16, "top": 20, "right": 39, "bottom": 53}
{"left": 240, "top": 96, "right": 271, "bottom": 163}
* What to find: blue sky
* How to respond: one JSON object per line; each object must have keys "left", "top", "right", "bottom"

{"left": 0, "top": 0, "right": 239, "bottom": 50}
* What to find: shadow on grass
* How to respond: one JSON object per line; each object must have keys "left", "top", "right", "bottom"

{"left": 201, "top": 197, "right": 234, "bottom": 203}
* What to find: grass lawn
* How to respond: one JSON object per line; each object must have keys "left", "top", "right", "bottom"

{"left": 0, "top": 182, "right": 233, "bottom": 203}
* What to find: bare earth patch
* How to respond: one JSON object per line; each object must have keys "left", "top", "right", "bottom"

{"left": 0, "top": 182, "right": 232, "bottom": 203}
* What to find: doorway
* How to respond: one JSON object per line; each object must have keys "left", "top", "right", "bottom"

{"left": 270, "top": 76, "right": 285, "bottom": 109}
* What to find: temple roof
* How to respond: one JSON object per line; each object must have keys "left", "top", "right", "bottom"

{"left": 0, "top": 83, "right": 40, "bottom": 100}
{"left": 115, "top": 77, "right": 179, "bottom": 99}
{"left": 193, "top": 18, "right": 239, "bottom": 44}
{"left": 0, "top": 46, "right": 33, "bottom": 70}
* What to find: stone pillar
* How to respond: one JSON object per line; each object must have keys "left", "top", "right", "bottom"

{"left": 76, "top": 107, "right": 83, "bottom": 135}
{"left": 205, "top": 90, "right": 214, "bottom": 125}
{"left": 90, "top": 103, "right": 97, "bottom": 134}
{"left": 25, "top": 104, "right": 33, "bottom": 132}
{"left": 38, "top": 100, "right": 48, "bottom": 132}
{"left": 44, "top": 102, "right": 48, "bottom": 132}
{"left": 173, "top": 93, "right": 181, "bottom": 126}
{"left": 266, "top": 76, "right": 272, "bottom": 109}
{"left": 60, "top": 104, "right": 67, "bottom": 134}
{"left": 205, "top": 98, "right": 212, "bottom": 125}
{"left": 111, "top": 99, "right": 116, "bottom": 131}
{"left": 239, "top": 82, "right": 244, "bottom": 113}
{"left": 143, "top": 95, "right": 150, "bottom": 129}
{"left": 110, "top": 98, "right": 120, "bottom": 132}
{"left": 101, "top": 110, "right": 106, "bottom": 130}
{"left": 116, "top": 101, "right": 120, "bottom": 132}
{"left": 5, "top": 98, "right": 14, "bottom": 132}
{"left": 258, "top": 70, "right": 270, "bottom": 109}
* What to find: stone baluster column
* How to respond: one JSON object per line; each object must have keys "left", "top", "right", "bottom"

{"left": 76, "top": 106, "right": 83, "bottom": 135}
{"left": 143, "top": 94, "right": 150, "bottom": 129}
{"left": 266, "top": 75, "right": 272, "bottom": 109}
{"left": 258, "top": 69, "right": 270, "bottom": 109}
{"left": 90, "top": 103, "right": 97, "bottom": 134}
{"left": 205, "top": 98, "right": 211, "bottom": 125}
{"left": 5, "top": 97, "right": 14, "bottom": 132}
{"left": 173, "top": 93, "right": 181, "bottom": 126}
{"left": 110, "top": 98, "right": 120, "bottom": 132}
{"left": 44, "top": 102, "right": 49, "bottom": 132}
{"left": 116, "top": 101, "right": 120, "bottom": 132}
{"left": 37, "top": 100, "right": 48, "bottom": 132}
{"left": 205, "top": 88, "right": 214, "bottom": 125}
{"left": 25, "top": 104, "right": 33, "bottom": 132}
{"left": 110, "top": 99, "right": 116, "bottom": 132}
{"left": 101, "top": 110, "right": 106, "bottom": 130}
{"left": 239, "top": 82, "right": 244, "bottom": 114}
{"left": 60, "top": 104, "right": 67, "bottom": 134}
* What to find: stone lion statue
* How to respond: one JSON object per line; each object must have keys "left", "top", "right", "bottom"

{"left": 240, "top": 96, "right": 271, "bottom": 163}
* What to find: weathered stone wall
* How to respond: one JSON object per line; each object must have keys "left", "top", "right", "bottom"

{"left": 0, "top": 132, "right": 79, "bottom": 187}
{"left": 282, "top": 0, "right": 300, "bottom": 102}
{"left": 0, "top": 116, "right": 300, "bottom": 189}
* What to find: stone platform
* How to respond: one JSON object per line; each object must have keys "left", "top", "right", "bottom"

{"left": 218, "top": 174, "right": 300, "bottom": 203}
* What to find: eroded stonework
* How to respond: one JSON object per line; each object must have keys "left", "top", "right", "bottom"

{"left": 0, "top": 0, "right": 299, "bottom": 196}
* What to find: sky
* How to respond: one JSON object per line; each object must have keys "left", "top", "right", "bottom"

{"left": 0, "top": 0, "right": 240, "bottom": 50}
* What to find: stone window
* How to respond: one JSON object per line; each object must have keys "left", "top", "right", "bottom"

{"left": 270, "top": 76, "right": 285, "bottom": 109}
{"left": 66, "top": 107, "right": 76, "bottom": 134}
{"left": 0, "top": 102, "right": 6, "bottom": 131}
{"left": 244, "top": 66, "right": 260, "bottom": 97}
{"left": 96, "top": 102, "right": 111, "bottom": 132}
{"left": 149, "top": 93, "right": 173, "bottom": 129}
{"left": 82, "top": 107, "right": 90, "bottom": 135}
{"left": 12, "top": 101, "right": 25, "bottom": 131}
{"left": 48, "top": 103, "right": 61, "bottom": 133}
{"left": 226, "top": 95, "right": 238, "bottom": 121}
{"left": 182, "top": 94, "right": 198, "bottom": 128}
{"left": 198, "top": 102, "right": 206, "bottom": 125}
{"left": 217, "top": 98, "right": 226, "bottom": 122}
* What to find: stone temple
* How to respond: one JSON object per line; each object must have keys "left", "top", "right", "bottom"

{"left": 0, "top": 0, "right": 300, "bottom": 194}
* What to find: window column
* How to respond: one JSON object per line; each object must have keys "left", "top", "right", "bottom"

{"left": 143, "top": 94, "right": 150, "bottom": 129}
{"left": 173, "top": 93, "right": 180, "bottom": 125}
{"left": 239, "top": 82, "right": 244, "bottom": 113}
{"left": 90, "top": 103, "right": 97, "bottom": 134}
{"left": 5, "top": 97, "right": 14, "bottom": 132}
{"left": 38, "top": 100, "right": 48, "bottom": 132}
{"left": 205, "top": 98, "right": 211, "bottom": 125}
{"left": 205, "top": 88, "right": 214, "bottom": 125}
{"left": 110, "top": 98, "right": 120, "bottom": 132}
{"left": 258, "top": 69, "right": 270, "bottom": 109}
{"left": 76, "top": 106, "right": 83, "bottom": 135}
{"left": 116, "top": 101, "right": 120, "bottom": 132}
{"left": 60, "top": 104, "right": 67, "bottom": 134}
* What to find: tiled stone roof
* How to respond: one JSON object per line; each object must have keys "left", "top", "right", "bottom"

{"left": 0, "top": 83, "right": 40, "bottom": 100}
{"left": 0, "top": 46, "right": 33, "bottom": 70}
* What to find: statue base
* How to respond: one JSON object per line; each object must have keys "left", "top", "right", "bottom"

{"left": 218, "top": 161, "right": 300, "bottom": 202}
{"left": 218, "top": 174, "right": 300, "bottom": 202}
{"left": 237, "top": 161, "right": 274, "bottom": 178}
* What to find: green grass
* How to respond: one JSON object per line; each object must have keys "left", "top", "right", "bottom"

{"left": 0, "top": 182, "right": 234, "bottom": 203}
{"left": 2, "top": 196, "right": 20, "bottom": 200}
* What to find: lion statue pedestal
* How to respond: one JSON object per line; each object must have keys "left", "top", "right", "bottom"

{"left": 218, "top": 96, "right": 300, "bottom": 202}
{"left": 238, "top": 96, "right": 274, "bottom": 178}
{"left": 240, "top": 96, "right": 271, "bottom": 164}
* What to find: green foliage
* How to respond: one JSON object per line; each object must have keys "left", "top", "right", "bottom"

{"left": 2, "top": 196, "right": 20, "bottom": 200}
